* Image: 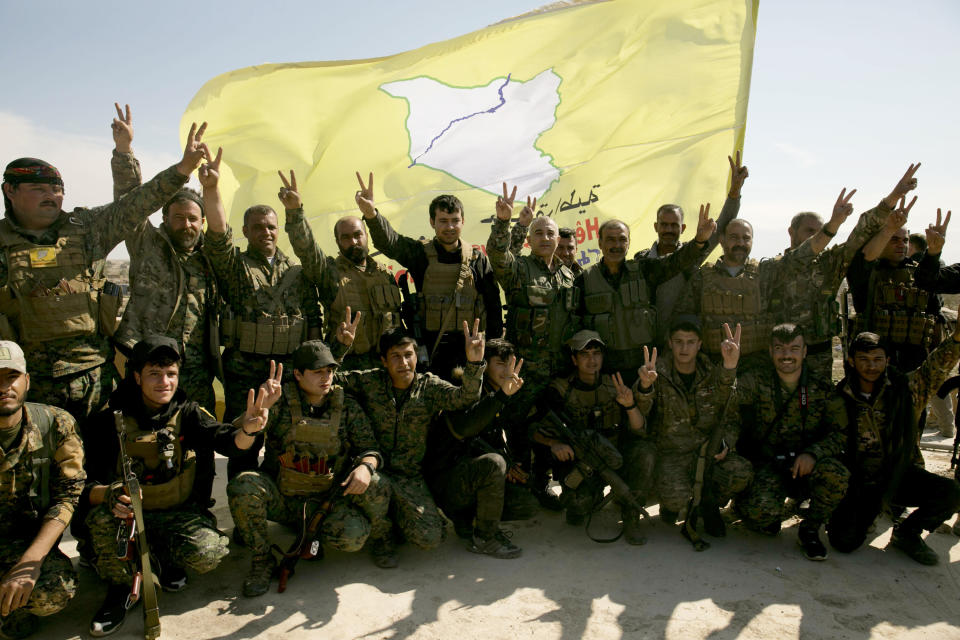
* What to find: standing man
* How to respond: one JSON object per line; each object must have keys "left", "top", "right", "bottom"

{"left": 576, "top": 205, "right": 716, "bottom": 385}
{"left": 282, "top": 170, "right": 402, "bottom": 371}
{"left": 733, "top": 324, "right": 850, "bottom": 561}
{"left": 0, "top": 341, "right": 84, "bottom": 640}
{"left": 636, "top": 321, "right": 750, "bottom": 539}
{"left": 357, "top": 172, "right": 502, "bottom": 380}
{"left": 555, "top": 228, "right": 583, "bottom": 276}
{"left": 0, "top": 119, "right": 207, "bottom": 425}
{"left": 635, "top": 153, "right": 748, "bottom": 347}
{"left": 826, "top": 328, "right": 960, "bottom": 565}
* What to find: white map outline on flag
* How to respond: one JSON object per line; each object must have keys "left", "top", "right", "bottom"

{"left": 380, "top": 69, "right": 563, "bottom": 198}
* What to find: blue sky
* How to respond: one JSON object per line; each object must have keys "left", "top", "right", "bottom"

{"left": 2, "top": 0, "right": 958, "bottom": 262}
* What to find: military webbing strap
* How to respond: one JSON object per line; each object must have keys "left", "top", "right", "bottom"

{"left": 429, "top": 244, "right": 473, "bottom": 362}
{"left": 24, "top": 405, "right": 52, "bottom": 520}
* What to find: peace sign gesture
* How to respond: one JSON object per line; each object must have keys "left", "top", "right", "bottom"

{"left": 728, "top": 150, "right": 749, "bottom": 198}
{"left": 463, "top": 318, "right": 486, "bottom": 362}
{"left": 495, "top": 182, "right": 518, "bottom": 221}
{"left": 355, "top": 171, "right": 376, "bottom": 219}
{"left": 720, "top": 322, "right": 742, "bottom": 370}
{"left": 499, "top": 355, "right": 525, "bottom": 396}
{"left": 612, "top": 372, "right": 635, "bottom": 408}
{"left": 177, "top": 121, "right": 208, "bottom": 177}
{"left": 258, "top": 360, "right": 284, "bottom": 411}
{"left": 111, "top": 102, "right": 133, "bottom": 153}
{"left": 693, "top": 203, "right": 716, "bottom": 243}
{"left": 240, "top": 386, "right": 271, "bottom": 436}
{"left": 637, "top": 346, "right": 658, "bottom": 390}
{"left": 337, "top": 305, "right": 362, "bottom": 347}
{"left": 828, "top": 187, "right": 858, "bottom": 228}
{"left": 925, "top": 208, "right": 952, "bottom": 255}
{"left": 518, "top": 195, "right": 537, "bottom": 227}
{"left": 197, "top": 145, "right": 222, "bottom": 189}
{"left": 884, "top": 162, "right": 921, "bottom": 208}
{"left": 277, "top": 170, "right": 302, "bottom": 209}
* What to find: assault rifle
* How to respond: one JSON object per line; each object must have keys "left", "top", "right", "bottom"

{"left": 538, "top": 409, "right": 651, "bottom": 543}
{"left": 115, "top": 410, "right": 161, "bottom": 640}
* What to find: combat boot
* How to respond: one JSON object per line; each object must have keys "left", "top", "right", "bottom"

{"left": 622, "top": 508, "right": 647, "bottom": 545}
{"left": 89, "top": 584, "right": 132, "bottom": 637}
{"left": 797, "top": 520, "right": 827, "bottom": 561}
{"left": 368, "top": 535, "right": 399, "bottom": 569}
{"left": 888, "top": 525, "right": 939, "bottom": 565}
{"left": 701, "top": 501, "right": 726, "bottom": 538}
{"left": 242, "top": 554, "right": 277, "bottom": 598}
{"left": 0, "top": 610, "right": 38, "bottom": 640}
{"left": 467, "top": 529, "right": 522, "bottom": 559}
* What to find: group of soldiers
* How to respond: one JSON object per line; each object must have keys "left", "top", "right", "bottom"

{"left": 1, "top": 105, "right": 959, "bottom": 639}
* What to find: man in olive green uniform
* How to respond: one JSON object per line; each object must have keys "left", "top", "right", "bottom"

{"left": 0, "top": 341, "right": 85, "bottom": 640}
{"left": 0, "top": 120, "right": 207, "bottom": 426}
{"left": 282, "top": 171, "right": 401, "bottom": 371}
{"left": 228, "top": 341, "right": 389, "bottom": 595}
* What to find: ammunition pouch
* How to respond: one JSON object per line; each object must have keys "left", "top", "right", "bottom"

{"left": 223, "top": 315, "right": 306, "bottom": 355}
{"left": 118, "top": 411, "right": 195, "bottom": 510}
{"left": 703, "top": 320, "right": 772, "bottom": 356}
{"left": 98, "top": 281, "right": 123, "bottom": 338}
{"left": 277, "top": 463, "right": 335, "bottom": 497}
{"left": 140, "top": 451, "right": 196, "bottom": 510}
{"left": 582, "top": 264, "right": 656, "bottom": 350}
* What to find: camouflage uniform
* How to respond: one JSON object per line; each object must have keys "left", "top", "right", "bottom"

{"left": 227, "top": 383, "right": 390, "bottom": 556}
{"left": 635, "top": 352, "right": 752, "bottom": 516}
{"left": 286, "top": 207, "right": 401, "bottom": 371}
{"left": 768, "top": 201, "right": 891, "bottom": 380}
{"left": 0, "top": 404, "right": 85, "bottom": 626}
{"left": 826, "top": 338, "right": 960, "bottom": 552}
{"left": 336, "top": 362, "right": 485, "bottom": 548}
{"left": 111, "top": 151, "right": 220, "bottom": 410}
{"left": 0, "top": 162, "right": 188, "bottom": 423}
{"left": 733, "top": 364, "right": 849, "bottom": 529}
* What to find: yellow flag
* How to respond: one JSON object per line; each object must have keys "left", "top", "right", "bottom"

{"left": 183, "top": 0, "right": 758, "bottom": 272}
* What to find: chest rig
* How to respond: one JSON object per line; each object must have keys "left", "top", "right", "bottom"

{"left": 856, "top": 262, "right": 937, "bottom": 348}
{"left": 118, "top": 410, "right": 196, "bottom": 511}
{"left": 506, "top": 259, "right": 578, "bottom": 354}
{"left": 276, "top": 383, "right": 344, "bottom": 497}
{"left": 582, "top": 262, "right": 656, "bottom": 352}
{"left": 418, "top": 241, "right": 485, "bottom": 332}
{"left": 699, "top": 261, "right": 771, "bottom": 356}
{"left": 327, "top": 256, "right": 402, "bottom": 355}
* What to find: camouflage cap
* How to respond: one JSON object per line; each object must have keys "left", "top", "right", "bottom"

{"left": 0, "top": 341, "right": 27, "bottom": 373}
{"left": 130, "top": 335, "right": 181, "bottom": 370}
{"left": 292, "top": 340, "right": 338, "bottom": 371}
{"left": 567, "top": 329, "right": 605, "bottom": 352}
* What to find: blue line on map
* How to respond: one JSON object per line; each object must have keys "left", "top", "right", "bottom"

{"left": 408, "top": 73, "right": 512, "bottom": 168}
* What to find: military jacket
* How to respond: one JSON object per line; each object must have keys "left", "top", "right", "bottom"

{"left": 546, "top": 373, "right": 625, "bottom": 442}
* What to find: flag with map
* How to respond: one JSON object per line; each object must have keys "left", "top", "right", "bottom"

{"left": 182, "top": 0, "right": 758, "bottom": 271}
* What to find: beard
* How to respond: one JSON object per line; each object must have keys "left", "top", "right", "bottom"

{"left": 171, "top": 228, "right": 200, "bottom": 251}
{"left": 0, "top": 398, "right": 25, "bottom": 417}
{"left": 342, "top": 245, "right": 367, "bottom": 264}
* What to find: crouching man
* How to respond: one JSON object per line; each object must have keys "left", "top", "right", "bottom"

{"left": 227, "top": 342, "right": 388, "bottom": 597}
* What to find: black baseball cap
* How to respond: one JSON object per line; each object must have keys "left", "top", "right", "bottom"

{"left": 292, "top": 340, "right": 338, "bottom": 371}
{"left": 129, "top": 335, "right": 181, "bottom": 370}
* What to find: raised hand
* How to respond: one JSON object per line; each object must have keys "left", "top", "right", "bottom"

{"left": 355, "top": 171, "right": 376, "bottom": 218}
{"left": 883, "top": 163, "right": 921, "bottom": 208}
{"left": 612, "top": 372, "right": 634, "bottom": 407}
{"left": 720, "top": 322, "right": 742, "bottom": 370}
{"left": 637, "top": 345, "right": 658, "bottom": 389}
{"left": 277, "top": 170, "right": 302, "bottom": 209}
{"left": 694, "top": 203, "right": 716, "bottom": 243}
{"left": 177, "top": 121, "right": 209, "bottom": 177}
{"left": 197, "top": 146, "right": 222, "bottom": 190}
{"left": 499, "top": 355, "right": 524, "bottom": 396}
{"left": 828, "top": 187, "right": 857, "bottom": 227}
{"left": 337, "top": 305, "right": 362, "bottom": 347}
{"left": 111, "top": 103, "right": 133, "bottom": 153}
{"left": 463, "top": 318, "right": 485, "bottom": 362}
{"left": 495, "top": 182, "right": 518, "bottom": 221}
{"left": 728, "top": 150, "right": 749, "bottom": 197}
{"left": 240, "top": 386, "right": 270, "bottom": 436}
{"left": 258, "top": 360, "right": 284, "bottom": 411}
{"left": 925, "top": 208, "right": 952, "bottom": 255}
{"left": 517, "top": 195, "right": 537, "bottom": 227}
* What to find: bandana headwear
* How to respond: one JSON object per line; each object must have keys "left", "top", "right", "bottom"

{"left": 3, "top": 158, "right": 64, "bottom": 187}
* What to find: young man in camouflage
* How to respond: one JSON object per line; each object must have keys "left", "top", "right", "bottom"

{"left": 336, "top": 324, "right": 486, "bottom": 567}
{"left": 227, "top": 342, "right": 389, "bottom": 597}
{"left": 82, "top": 336, "right": 267, "bottom": 636}
{"left": 733, "top": 324, "right": 850, "bottom": 561}
{"left": 282, "top": 170, "right": 402, "bottom": 371}
{"left": 356, "top": 172, "right": 502, "bottom": 381}
{"left": 423, "top": 338, "right": 538, "bottom": 559}
{"left": 826, "top": 328, "right": 960, "bottom": 565}
{"left": 0, "top": 341, "right": 84, "bottom": 640}
{"left": 635, "top": 321, "right": 751, "bottom": 540}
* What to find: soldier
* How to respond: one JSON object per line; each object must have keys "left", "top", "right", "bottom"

{"left": 282, "top": 170, "right": 402, "bottom": 371}
{"left": 0, "top": 341, "right": 84, "bottom": 640}
{"left": 109, "top": 104, "right": 222, "bottom": 412}
{"left": 733, "top": 324, "right": 850, "bottom": 561}
{"left": 0, "top": 120, "right": 207, "bottom": 426}
{"left": 357, "top": 172, "right": 502, "bottom": 380}
{"left": 506, "top": 203, "right": 583, "bottom": 277}
{"left": 575, "top": 204, "right": 717, "bottom": 386}
{"left": 634, "top": 153, "right": 748, "bottom": 347}
{"left": 423, "top": 338, "right": 538, "bottom": 559}
{"left": 533, "top": 330, "right": 654, "bottom": 544}
{"left": 228, "top": 342, "right": 389, "bottom": 596}
{"left": 335, "top": 323, "right": 485, "bottom": 567}
{"left": 636, "top": 321, "right": 751, "bottom": 540}
{"left": 826, "top": 329, "right": 960, "bottom": 565}
{"left": 770, "top": 165, "right": 920, "bottom": 380}
{"left": 82, "top": 336, "right": 265, "bottom": 636}
{"left": 199, "top": 149, "right": 321, "bottom": 479}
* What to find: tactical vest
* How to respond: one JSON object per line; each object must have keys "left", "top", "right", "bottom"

{"left": 276, "top": 382, "right": 344, "bottom": 497}
{"left": 221, "top": 256, "right": 307, "bottom": 355}
{"left": 582, "top": 261, "right": 656, "bottom": 351}
{"left": 855, "top": 262, "right": 937, "bottom": 348}
{"left": 0, "top": 405, "right": 58, "bottom": 529}
{"left": 554, "top": 375, "right": 622, "bottom": 440}
{"left": 505, "top": 259, "right": 578, "bottom": 355}
{"left": 699, "top": 261, "right": 771, "bottom": 356}
{"left": 418, "top": 241, "right": 486, "bottom": 332}
{"left": 0, "top": 216, "right": 104, "bottom": 344}
{"left": 326, "top": 256, "right": 401, "bottom": 355}
{"left": 118, "top": 410, "right": 196, "bottom": 511}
